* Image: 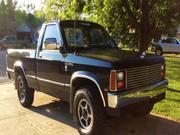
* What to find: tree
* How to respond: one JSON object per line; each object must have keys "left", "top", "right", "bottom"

{"left": 15, "top": 10, "right": 27, "bottom": 26}
{"left": 0, "top": 0, "right": 17, "bottom": 37}
{"left": 45, "top": 0, "right": 180, "bottom": 52}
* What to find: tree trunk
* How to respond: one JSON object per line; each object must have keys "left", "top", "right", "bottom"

{"left": 139, "top": 0, "right": 150, "bottom": 52}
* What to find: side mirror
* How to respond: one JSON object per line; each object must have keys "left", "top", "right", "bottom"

{"left": 59, "top": 46, "right": 65, "bottom": 54}
{"left": 59, "top": 41, "right": 65, "bottom": 54}
{"left": 44, "top": 38, "right": 59, "bottom": 50}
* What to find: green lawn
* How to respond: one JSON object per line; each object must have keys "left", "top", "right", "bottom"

{"left": 152, "top": 55, "right": 180, "bottom": 121}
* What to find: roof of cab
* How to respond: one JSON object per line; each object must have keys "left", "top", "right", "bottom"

{"left": 44, "top": 20, "right": 101, "bottom": 27}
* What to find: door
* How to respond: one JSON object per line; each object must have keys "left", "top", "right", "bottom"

{"left": 36, "top": 24, "right": 69, "bottom": 101}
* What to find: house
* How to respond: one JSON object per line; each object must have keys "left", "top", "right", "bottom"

{"left": 16, "top": 24, "right": 31, "bottom": 40}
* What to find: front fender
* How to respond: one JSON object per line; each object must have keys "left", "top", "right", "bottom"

{"left": 69, "top": 71, "right": 106, "bottom": 113}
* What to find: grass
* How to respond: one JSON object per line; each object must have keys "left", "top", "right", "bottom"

{"left": 152, "top": 55, "right": 180, "bottom": 121}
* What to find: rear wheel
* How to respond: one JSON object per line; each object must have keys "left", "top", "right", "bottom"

{"left": 73, "top": 86, "right": 105, "bottom": 135}
{"left": 16, "top": 73, "right": 34, "bottom": 107}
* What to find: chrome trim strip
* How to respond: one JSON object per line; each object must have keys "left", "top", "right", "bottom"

{"left": 36, "top": 77, "right": 70, "bottom": 87}
{"left": 26, "top": 75, "right": 36, "bottom": 79}
{"left": 7, "top": 68, "right": 14, "bottom": 73}
{"left": 65, "top": 84, "right": 71, "bottom": 87}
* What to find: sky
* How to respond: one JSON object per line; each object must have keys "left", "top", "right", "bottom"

{"left": 15, "top": 0, "right": 43, "bottom": 12}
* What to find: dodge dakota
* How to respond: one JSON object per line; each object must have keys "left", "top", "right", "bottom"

{"left": 6, "top": 20, "right": 168, "bottom": 135}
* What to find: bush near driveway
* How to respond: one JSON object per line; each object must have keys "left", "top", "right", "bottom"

{"left": 153, "top": 56, "right": 180, "bottom": 121}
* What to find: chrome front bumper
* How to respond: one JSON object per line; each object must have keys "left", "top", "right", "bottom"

{"left": 107, "top": 80, "right": 168, "bottom": 108}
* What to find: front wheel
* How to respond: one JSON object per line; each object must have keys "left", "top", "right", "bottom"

{"left": 16, "top": 73, "right": 34, "bottom": 107}
{"left": 73, "top": 86, "right": 105, "bottom": 135}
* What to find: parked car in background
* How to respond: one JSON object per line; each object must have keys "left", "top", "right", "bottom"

{"left": 0, "top": 35, "right": 31, "bottom": 50}
{"left": 151, "top": 37, "right": 180, "bottom": 55}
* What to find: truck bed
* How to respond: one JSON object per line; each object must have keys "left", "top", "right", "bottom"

{"left": 7, "top": 49, "right": 36, "bottom": 79}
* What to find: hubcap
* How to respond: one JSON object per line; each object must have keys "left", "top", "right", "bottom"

{"left": 78, "top": 99, "right": 93, "bottom": 129}
{"left": 18, "top": 78, "right": 26, "bottom": 103}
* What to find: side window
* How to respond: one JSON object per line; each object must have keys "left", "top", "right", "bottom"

{"left": 90, "top": 28, "right": 106, "bottom": 45}
{"left": 165, "top": 38, "right": 177, "bottom": 44}
{"left": 170, "top": 39, "right": 177, "bottom": 44}
{"left": 64, "top": 27, "right": 87, "bottom": 47}
{"left": 42, "top": 25, "right": 61, "bottom": 50}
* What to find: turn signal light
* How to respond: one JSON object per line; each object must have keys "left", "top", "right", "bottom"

{"left": 117, "top": 81, "right": 125, "bottom": 89}
{"left": 109, "top": 70, "right": 117, "bottom": 91}
{"left": 109, "top": 70, "right": 126, "bottom": 91}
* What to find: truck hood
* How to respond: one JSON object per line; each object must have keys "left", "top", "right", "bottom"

{"left": 78, "top": 48, "right": 164, "bottom": 68}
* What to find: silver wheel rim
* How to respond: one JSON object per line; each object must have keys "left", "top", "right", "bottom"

{"left": 78, "top": 99, "right": 93, "bottom": 129}
{"left": 18, "top": 78, "right": 26, "bottom": 103}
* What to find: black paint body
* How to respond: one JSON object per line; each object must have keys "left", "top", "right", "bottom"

{"left": 7, "top": 20, "right": 165, "bottom": 108}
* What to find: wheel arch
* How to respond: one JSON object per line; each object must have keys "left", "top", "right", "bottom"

{"left": 14, "top": 61, "right": 28, "bottom": 89}
{"left": 70, "top": 71, "right": 106, "bottom": 113}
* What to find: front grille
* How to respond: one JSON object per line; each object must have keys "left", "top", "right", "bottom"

{"left": 127, "top": 64, "right": 162, "bottom": 89}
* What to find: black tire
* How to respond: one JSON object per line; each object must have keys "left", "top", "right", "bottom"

{"left": 16, "top": 72, "right": 34, "bottom": 107}
{"left": 73, "top": 86, "right": 105, "bottom": 135}
{"left": 132, "top": 104, "right": 154, "bottom": 117}
{"left": 155, "top": 48, "right": 163, "bottom": 55}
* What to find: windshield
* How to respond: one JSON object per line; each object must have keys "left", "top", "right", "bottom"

{"left": 61, "top": 21, "right": 116, "bottom": 50}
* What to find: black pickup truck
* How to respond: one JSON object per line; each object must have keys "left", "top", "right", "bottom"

{"left": 7, "top": 20, "right": 168, "bottom": 135}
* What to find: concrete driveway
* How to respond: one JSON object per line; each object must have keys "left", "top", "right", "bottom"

{"left": 0, "top": 79, "right": 179, "bottom": 135}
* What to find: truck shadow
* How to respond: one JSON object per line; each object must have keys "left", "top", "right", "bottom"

{"left": 29, "top": 100, "right": 180, "bottom": 135}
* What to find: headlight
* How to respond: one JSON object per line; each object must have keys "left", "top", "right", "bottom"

{"left": 117, "top": 72, "right": 124, "bottom": 81}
